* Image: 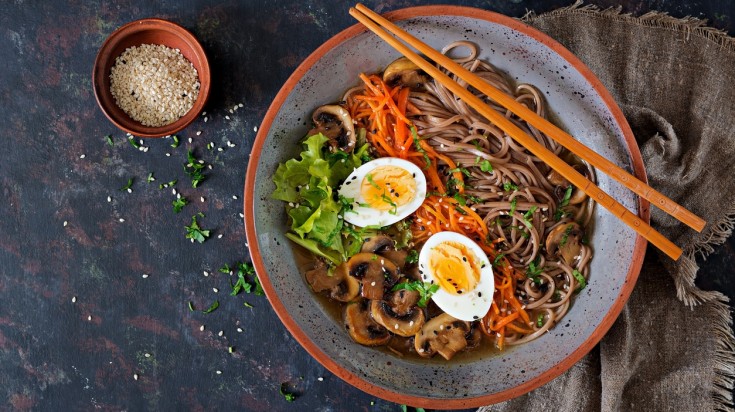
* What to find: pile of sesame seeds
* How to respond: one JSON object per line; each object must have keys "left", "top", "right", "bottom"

{"left": 110, "top": 44, "right": 200, "bottom": 127}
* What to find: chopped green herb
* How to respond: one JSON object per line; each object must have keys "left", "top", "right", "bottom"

{"left": 371, "top": 254, "right": 378, "bottom": 261}
{"left": 523, "top": 206, "right": 538, "bottom": 224}
{"left": 202, "top": 300, "right": 219, "bottom": 314}
{"left": 400, "top": 405, "right": 408, "bottom": 412}
{"left": 172, "top": 197, "right": 188, "bottom": 213}
{"left": 391, "top": 281, "right": 439, "bottom": 307}
{"left": 410, "top": 126, "right": 431, "bottom": 168}
{"left": 170, "top": 135, "right": 180, "bottom": 148}
{"left": 219, "top": 263, "right": 231, "bottom": 274}
{"left": 184, "top": 150, "right": 206, "bottom": 188}
{"left": 380, "top": 193, "right": 398, "bottom": 215}
{"left": 228, "top": 346, "right": 234, "bottom": 353}
{"left": 279, "top": 382, "right": 297, "bottom": 402}
{"left": 537, "top": 313, "right": 544, "bottom": 327}
{"left": 243, "top": 301, "right": 253, "bottom": 308}
{"left": 559, "top": 224, "right": 574, "bottom": 247}
{"left": 560, "top": 186, "right": 573, "bottom": 207}
{"left": 572, "top": 269, "right": 587, "bottom": 291}
{"left": 105, "top": 134, "right": 114, "bottom": 146}
{"left": 480, "top": 159, "right": 493, "bottom": 172}
{"left": 526, "top": 257, "right": 543, "bottom": 284}
{"left": 552, "top": 290, "right": 561, "bottom": 301}
{"left": 120, "top": 178, "right": 133, "bottom": 191}
{"left": 187, "top": 301, "right": 195, "bottom": 312}
{"left": 448, "top": 166, "right": 471, "bottom": 177}
{"left": 185, "top": 214, "right": 211, "bottom": 243}
{"left": 159, "top": 179, "right": 177, "bottom": 189}
{"left": 509, "top": 197, "right": 518, "bottom": 215}
{"left": 206, "top": 142, "right": 213, "bottom": 151}
{"left": 146, "top": 172, "right": 155, "bottom": 183}
{"left": 338, "top": 195, "right": 356, "bottom": 214}
{"left": 405, "top": 249, "right": 419, "bottom": 265}
{"left": 503, "top": 181, "right": 518, "bottom": 191}
{"left": 128, "top": 137, "right": 140, "bottom": 149}
{"left": 493, "top": 253, "right": 506, "bottom": 267}
{"left": 453, "top": 192, "right": 467, "bottom": 206}
{"left": 365, "top": 173, "right": 381, "bottom": 190}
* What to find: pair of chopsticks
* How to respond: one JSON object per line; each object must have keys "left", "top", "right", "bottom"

{"left": 350, "top": 4, "right": 706, "bottom": 261}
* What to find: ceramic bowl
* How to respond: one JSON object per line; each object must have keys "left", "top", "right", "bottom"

{"left": 244, "top": 6, "right": 648, "bottom": 409}
{"left": 92, "top": 18, "right": 210, "bottom": 137}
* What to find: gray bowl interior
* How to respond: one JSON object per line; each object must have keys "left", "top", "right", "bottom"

{"left": 252, "top": 15, "right": 638, "bottom": 399}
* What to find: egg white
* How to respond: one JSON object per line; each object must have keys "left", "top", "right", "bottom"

{"left": 418, "top": 231, "right": 495, "bottom": 321}
{"left": 338, "top": 157, "right": 426, "bottom": 228}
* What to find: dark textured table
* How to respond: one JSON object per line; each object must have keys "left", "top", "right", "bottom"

{"left": 1, "top": 1, "right": 733, "bottom": 411}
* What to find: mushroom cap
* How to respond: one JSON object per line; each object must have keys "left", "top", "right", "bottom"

{"left": 305, "top": 261, "right": 360, "bottom": 302}
{"left": 343, "top": 300, "right": 391, "bottom": 346}
{"left": 414, "top": 313, "right": 471, "bottom": 360}
{"left": 346, "top": 252, "right": 400, "bottom": 300}
{"left": 361, "top": 235, "right": 408, "bottom": 268}
{"left": 548, "top": 164, "right": 590, "bottom": 205}
{"left": 370, "top": 298, "right": 425, "bottom": 337}
{"left": 545, "top": 222, "right": 584, "bottom": 266}
{"left": 383, "top": 57, "right": 428, "bottom": 90}
{"left": 309, "top": 104, "right": 356, "bottom": 153}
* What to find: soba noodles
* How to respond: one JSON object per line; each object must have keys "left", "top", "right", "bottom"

{"left": 273, "top": 41, "right": 594, "bottom": 359}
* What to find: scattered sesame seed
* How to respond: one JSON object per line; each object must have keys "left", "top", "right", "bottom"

{"left": 204, "top": 117, "right": 208, "bottom": 122}
{"left": 200, "top": 197, "right": 205, "bottom": 202}
{"left": 237, "top": 327, "right": 243, "bottom": 333}
{"left": 200, "top": 325, "right": 205, "bottom": 331}
{"left": 218, "top": 330, "right": 224, "bottom": 336}
{"left": 133, "top": 373, "right": 139, "bottom": 381}
{"left": 176, "top": 193, "right": 181, "bottom": 199}
{"left": 142, "top": 274, "right": 149, "bottom": 279}
{"left": 202, "top": 111, "right": 207, "bottom": 116}
{"left": 232, "top": 195, "right": 238, "bottom": 200}
{"left": 239, "top": 213, "right": 244, "bottom": 218}
{"left": 165, "top": 153, "right": 171, "bottom": 157}
{"left": 127, "top": 188, "right": 132, "bottom": 193}
{"left": 216, "top": 370, "right": 222, "bottom": 375}
{"left": 253, "top": 126, "right": 258, "bottom": 132}
{"left": 72, "top": 296, "right": 77, "bottom": 303}
{"left": 217, "top": 234, "right": 223, "bottom": 239}
{"left": 119, "top": 218, "right": 125, "bottom": 223}
{"left": 203, "top": 271, "right": 209, "bottom": 277}
{"left": 213, "top": 288, "right": 219, "bottom": 293}
{"left": 80, "top": 154, "right": 86, "bottom": 159}
{"left": 217, "top": 147, "right": 223, "bottom": 152}
{"left": 318, "top": 377, "right": 324, "bottom": 382}
{"left": 196, "top": 131, "right": 202, "bottom": 136}
{"left": 188, "top": 137, "right": 192, "bottom": 143}
{"left": 107, "top": 196, "right": 112, "bottom": 202}
{"left": 238, "top": 103, "right": 243, "bottom": 108}
{"left": 144, "top": 353, "right": 151, "bottom": 358}
{"left": 172, "top": 188, "right": 177, "bottom": 195}
{"left": 225, "top": 115, "right": 230, "bottom": 120}
{"left": 63, "top": 221, "right": 68, "bottom": 227}
{"left": 87, "top": 315, "right": 92, "bottom": 321}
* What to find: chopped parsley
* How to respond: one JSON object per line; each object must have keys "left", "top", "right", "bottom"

{"left": 509, "top": 197, "right": 518, "bottom": 215}
{"left": 448, "top": 166, "right": 471, "bottom": 177}
{"left": 105, "top": 134, "right": 114, "bottom": 146}
{"left": 184, "top": 150, "right": 206, "bottom": 188}
{"left": 279, "top": 382, "right": 297, "bottom": 402}
{"left": 219, "top": 263, "right": 232, "bottom": 274}
{"left": 172, "top": 197, "right": 188, "bottom": 213}
{"left": 185, "top": 213, "right": 211, "bottom": 243}
{"left": 523, "top": 206, "right": 538, "bottom": 224}
{"left": 554, "top": 186, "right": 574, "bottom": 221}
{"left": 480, "top": 159, "right": 493, "bottom": 172}
{"left": 159, "top": 179, "right": 177, "bottom": 189}
{"left": 526, "top": 257, "right": 543, "bottom": 284}
{"left": 503, "top": 181, "right": 518, "bottom": 191}
{"left": 229, "top": 262, "right": 265, "bottom": 297}
{"left": 405, "top": 249, "right": 419, "bottom": 264}
{"left": 493, "top": 253, "right": 506, "bottom": 268}
{"left": 559, "top": 224, "right": 575, "bottom": 247}
{"left": 572, "top": 269, "right": 587, "bottom": 292}
{"left": 146, "top": 172, "right": 155, "bottom": 183}
{"left": 128, "top": 137, "right": 140, "bottom": 149}
{"left": 120, "top": 178, "right": 134, "bottom": 191}
{"left": 391, "top": 281, "right": 439, "bottom": 307}
{"left": 170, "top": 135, "right": 180, "bottom": 148}
{"left": 410, "top": 126, "right": 431, "bottom": 168}
{"left": 202, "top": 300, "right": 219, "bottom": 314}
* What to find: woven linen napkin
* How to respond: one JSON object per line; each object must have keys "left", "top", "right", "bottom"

{"left": 480, "top": 2, "right": 735, "bottom": 411}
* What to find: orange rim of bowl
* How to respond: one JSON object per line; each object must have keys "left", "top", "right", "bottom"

{"left": 92, "top": 18, "right": 211, "bottom": 138}
{"left": 243, "top": 5, "right": 649, "bottom": 409}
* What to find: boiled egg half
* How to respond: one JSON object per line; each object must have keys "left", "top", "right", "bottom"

{"left": 338, "top": 157, "right": 426, "bottom": 228}
{"left": 418, "top": 231, "right": 495, "bottom": 321}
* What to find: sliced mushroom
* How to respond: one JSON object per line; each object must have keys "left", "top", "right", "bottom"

{"left": 305, "top": 261, "right": 360, "bottom": 302}
{"left": 545, "top": 222, "right": 583, "bottom": 266}
{"left": 414, "top": 313, "right": 471, "bottom": 360}
{"left": 308, "top": 104, "right": 356, "bottom": 152}
{"left": 361, "top": 235, "right": 408, "bottom": 268}
{"left": 383, "top": 57, "right": 428, "bottom": 89}
{"left": 346, "top": 253, "right": 400, "bottom": 300}
{"left": 547, "top": 164, "right": 589, "bottom": 205}
{"left": 343, "top": 300, "right": 391, "bottom": 346}
{"left": 369, "top": 296, "right": 425, "bottom": 337}
{"left": 387, "top": 288, "right": 420, "bottom": 316}
{"left": 465, "top": 322, "right": 483, "bottom": 350}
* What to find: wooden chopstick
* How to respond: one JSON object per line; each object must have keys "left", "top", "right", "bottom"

{"left": 353, "top": 4, "right": 705, "bottom": 234}
{"left": 349, "top": 5, "right": 685, "bottom": 260}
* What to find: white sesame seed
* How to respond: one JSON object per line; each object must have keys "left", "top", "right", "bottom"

{"left": 172, "top": 188, "right": 177, "bottom": 195}
{"left": 139, "top": 139, "right": 143, "bottom": 145}
{"left": 63, "top": 221, "right": 68, "bottom": 227}
{"left": 218, "top": 330, "right": 224, "bottom": 336}
{"left": 253, "top": 126, "right": 258, "bottom": 132}
{"left": 133, "top": 373, "right": 139, "bottom": 381}
{"left": 127, "top": 188, "right": 132, "bottom": 193}
{"left": 239, "top": 213, "right": 244, "bottom": 218}
{"left": 87, "top": 315, "right": 92, "bottom": 321}
{"left": 80, "top": 154, "right": 86, "bottom": 159}
{"left": 200, "top": 197, "right": 205, "bottom": 202}
{"left": 370, "top": 281, "right": 376, "bottom": 286}
{"left": 144, "top": 353, "right": 151, "bottom": 358}
{"left": 119, "top": 218, "right": 125, "bottom": 223}
{"left": 107, "top": 196, "right": 112, "bottom": 202}
{"left": 225, "top": 115, "right": 230, "bottom": 120}
{"left": 176, "top": 193, "right": 181, "bottom": 199}
{"left": 204, "top": 117, "right": 208, "bottom": 122}
{"left": 213, "top": 288, "right": 219, "bottom": 293}
{"left": 232, "top": 195, "right": 238, "bottom": 200}
{"left": 217, "top": 147, "right": 223, "bottom": 152}
{"left": 196, "top": 131, "right": 202, "bottom": 136}
{"left": 217, "top": 234, "right": 223, "bottom": 239}
{"left": 200, "top": 325, "right": 205, "bottom": 331}
{"left": 165, "top": 153, "right": 171, "bottom": 157}
{"left": 318, "top": 377, "right": 324, "bottom": 382}
{"left": 142, "top": 274, "right": 149, "bottom": 279}
{"left": 238, "top": 103, "right": 243, "bottom": 108}
{"left": 188, "top": 137, "right": 192, "bottom": 143}
{"left": 203, "top": 271, "right": 209, "bottom": 277}
{"left": 394, "top": 324, "right": 399, "bottom": 329}
{"left": 72, "top": 296, "right": 77, "bottom": 303}
{"left": 237, "top": 327, "right": 243, "bottom": 333}
{"left": 202, "top": 111, "right": 207, "bottom": 116}
{"left": 216, "top": 370, "right": 222, "bottom": 375}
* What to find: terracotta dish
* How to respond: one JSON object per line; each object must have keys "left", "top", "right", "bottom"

{"left": 244, "top": 6, "right": 648, "bottom": 409}
{"left": 92, "top": 18, "right": 210, "bottom": 137}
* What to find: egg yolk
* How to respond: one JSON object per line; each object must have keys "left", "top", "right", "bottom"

{"left": 428, "top": 241, "right": 481, "bottom": 295}
{"left": 360, "top": 166, "right": 416, "bottom": 212}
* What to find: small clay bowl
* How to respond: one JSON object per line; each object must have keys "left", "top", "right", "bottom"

{"left": 93, "top": 18, "right": 210, "bottom": 138}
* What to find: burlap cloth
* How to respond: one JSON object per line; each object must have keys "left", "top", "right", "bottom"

{"left": 478, "top": 2, "right": 735, "bottom": 411}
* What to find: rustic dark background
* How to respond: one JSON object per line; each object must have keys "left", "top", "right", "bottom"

{"left": 1, "top": 1, "right": 733, "bottom": 411}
